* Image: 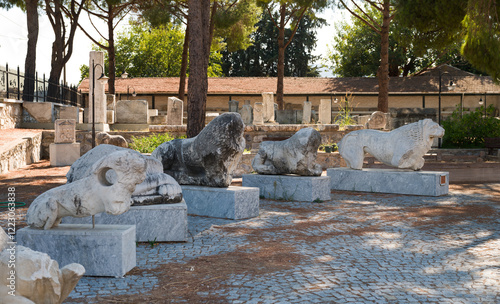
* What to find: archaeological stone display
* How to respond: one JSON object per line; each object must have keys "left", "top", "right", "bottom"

{"left": 54, "top": 119, "right": 76, "bottom": 143}
{"left": 262, "top": 92, "right": 275, "bottom": 123}
{"left": 253, "top": 102, "right": 264, "bottom": 125}
{"left": 240, "top": 100, "right": 253, "bottom": 125}
{"left": 88, "top": 51, "right": 107, "bottom": 124}
{"left": 167, "top": 97, "right": 184, "bottom": 125}
{"left": 229, "top": 100, "right": 239, "bottom": 112}
{"left": 252, "top": 127, "right": 322, "bottom": 176}
{"left": 96, "top": 132, "right": 128, "bottom": 147}
{"left": 367, "top": 111, "right": 388, "bottom": 129}
{"left": 67, "top": 144, "right": 183, "bottom": 206}
{"left": 0, "top": 229, "right": 85, "bottom": 303}
{"left": 302, "top": 101, "right": 312, "bottom": 124}
{"left": 152, "top": 112, "right": 245, "bottom": 187}
{"left": 27, "top": 150, "right": 147, "bottom": 229}
{"left": 318, "top": 99, "right": 332, "bottom": 124}
{"left": 115, "top": 100, "right": 148, "bottom": 124}
{"left": 339, "top": 119, "right": 445, "bottom": 170}
{"left": 50, "top": 119, "right": 80, "bottom": 166}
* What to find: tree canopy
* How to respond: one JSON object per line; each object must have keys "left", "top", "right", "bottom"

{"left": 222, "top": 13, "right": 322, "bottom": 77}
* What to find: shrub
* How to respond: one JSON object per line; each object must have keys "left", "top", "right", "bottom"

{"left": 333, "top": 93, "right": 357, "bottom": 129}
{"left": 441, "top": 105, "right": 500, "bottom": 148}
{"left": 129, "top": 133, "right": 185, "bottom": 153}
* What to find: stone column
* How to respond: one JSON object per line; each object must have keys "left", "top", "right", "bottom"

{"left": 228, "top": 100, "right": 239, "bottom": 113}
{"left": 319, "top": 99, "right": 332, "bottom": 124}
{"left": 253, "top": 102, "right": 264, "bottom": 125}
{"left": 167, "top": 97, "right": 184, "bottom": 125}
{"left": 240, "top": 100, "right": 253, "bottom": 125}
{"left": 261, "top": 92, "right": 275, "bottom": 123}
{"left": 302, "top": 101, "right": 312, "bottom": 124}
{"left": 89, "top": 51, "right": 107, "bottom": 124}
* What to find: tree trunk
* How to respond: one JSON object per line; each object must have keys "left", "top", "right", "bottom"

{"left": 23, "top": 0, "right": 38, "bottom": 102}
{"left": 187, "top": 0, "right": 210, "bottom": 138}
{"left": 276, "top": 4, "right": 286, "bottom": 110}
{"left": 107, "top": 11, "right": 115, "bottom": 94}
{"left": 377, "top": 0, "right": 391, "bottom": 113}
{"left": 46, "top": 0, "right": 64, "bottom": 102}
{"left": 178, "top": 23, "right": 189, "bottom": 100}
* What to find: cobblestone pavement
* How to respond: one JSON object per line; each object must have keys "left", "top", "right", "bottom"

{"left": 65, "top": 187, "right": 500, "bottom": 303}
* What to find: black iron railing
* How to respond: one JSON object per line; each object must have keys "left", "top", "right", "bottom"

{"left": 0, "top": 63, "right": 81, "bottom": 107}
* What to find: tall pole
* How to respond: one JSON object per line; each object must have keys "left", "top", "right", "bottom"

{"left": 92, "top": 59, "right": 96, "bottom": 148}
{"left": 438, "top": 71, "right": 442, "bottom": 148}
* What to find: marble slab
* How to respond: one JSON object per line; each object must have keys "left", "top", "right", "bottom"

{"left": 327, "top": 167, "right": 449, "bottom": 196}
{"left": 16, "top": 224, "right": 136, "bottom": 278}
{"left": 181, "top": 186, "right": 259, "bottom": 219}
{"left": 62, "top": 201, "right": 188, "bottom": 242}
{"left": 242, "top": 174, "right": 331, "bottom": 202}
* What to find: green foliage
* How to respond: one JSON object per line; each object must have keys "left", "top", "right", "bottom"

{"left": 129, "top": 133, "right": 185, "bottom": 153}
{"left": 333, "top": 94, "right": 357, "bottom": 129}
{"left": 441, "top": 105, "right": 500, "bottom": 148}
{"left": 327, "top": 4, "right": 477, "bottom": 77}
{"left": 221, "top": 13, "right": 323, "bottom": 77}
{"left": 80, "top": 21, "right": 224, "bottom": 80}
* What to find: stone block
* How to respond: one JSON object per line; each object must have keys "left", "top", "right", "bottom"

{"left": 148, "top": 109, "right": 159, "bottom": 117}
{"left": 58, "top": 106, "right": 79, "bottom": 121}
{"left": 150, "top": 115, "right": 167, "bottom": 125}
{"left": 115, "top": 100, "right": 148, "bottom": 124}
{"left": 167, "top": 97, "right": 183, "bottom": 125}
{"left": 76, "top": 122, "right": 110, "bottom": 132}
{"left": 106, "top": 94, "right": 116, "bottom": 111}
{"left": 319, "top": 99, "right": 331, "bottom": 124}
{"left": 262, "top": 92, "right": 275, "bottom": 123}
{"left": 54, "top": 119, "right": 76, "bottom": 143}
{"left": 62, "top": 201, "right": 187, "bottom": 242}
{"left": 16, "top": 224, "right": 136, "bottom": 278}
{"left": 89, "top": 51, "right": 107, "bottom": 124}
{"left": 107, "top": 110, "right": 115, "bottom": 124}
{"left": 327, "top": 167, "right": 449, "bottom": 196}
{"left": 181, "top": 185, "right": 259, "bottom": 219}
{"left": 303, "top": 101, "right": 312, "bottom": 124}
{"left": 253, "top": 102, "right": 264, "bottom": 125}
{"left": 23, "top": 101, "right": 54, "bottom": 123}
{"left": 49, "top": 143, "right": 80, "bottom": 166}
{"left": 243, "top": 174, "right": 331, "bottom": 201}
{"left": 229, "top": 100, "right": 239, "bottom": 112}
{"left": 240, "top": 100, "right": 253, "bottom": 125}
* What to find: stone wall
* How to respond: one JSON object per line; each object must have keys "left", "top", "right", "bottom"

{"left": 0, "top": 100, "right": 23, "bottom": 129}
{"left": 0, "top": 132, "right": 41, "bottom": 174}
{"left": 41, "top": 124, "right": 363, "bottom": 159}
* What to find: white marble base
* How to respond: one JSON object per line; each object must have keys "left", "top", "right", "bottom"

{"left": 77, "top": 123, "right": 110, "bottom": 132}
{"left": 49, "top": 143, "right": 81, "bottom": 166}
{"left": 181, "top": 185, "right": 259, "bottom": 219}
{"left": 327, "top": 167, "right": 449, "bottom": 196}
{"left": 242, "top": 174, "right": 331, "bottom": 202}
{"left": 62, "top": 201, "right": 187, "bottom": 242}
{"left": 16, "top": 224, "right": 136, "bottom": 278}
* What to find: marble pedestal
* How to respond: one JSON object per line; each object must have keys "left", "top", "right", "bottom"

{"left": 16, "top": 224, "right": 136, "bottom": 278}
{"left": 327, "top": 168, "right": 449, "bottom": 196}
{"left": 62, "top": 201, "right": 188, "bottom": 242}
{"left": 242, "top": 174, "right": 331, "bottom": 201}
{"left": 49, "top": 143, "right": 80, "bottom": 166}
{"left": 181, "top": 186, "right": 259, "bottom": 219}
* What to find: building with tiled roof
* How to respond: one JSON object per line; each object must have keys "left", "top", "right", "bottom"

{"left": 78, "top": 65, "right": 500, "bottom": 115}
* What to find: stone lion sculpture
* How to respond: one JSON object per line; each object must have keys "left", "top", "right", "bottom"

{"left": 96, "top": 132, "right": 128, "bottom": 148}
{"left": 26, "top": 150, "right": 147, "bottom": 229}
{"left": 67, "top": 144, "right": 183, "bottom": 206}
{"left": 252, "top": 128, "right": 322, "bottom": 176}
{"left": 1, "top": 229, "right": 85, "bottom": 303}
{"left": 152, "top": 112, "right": 245, "bottom": 187}
{"left": 338, "top": 119, "right": 444, "bottom": 170}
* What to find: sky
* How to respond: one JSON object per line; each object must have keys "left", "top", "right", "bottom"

{"left": 0, "top": 6, "right": 347, "bottom": 86}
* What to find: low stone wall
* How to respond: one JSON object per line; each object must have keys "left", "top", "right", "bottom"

{"left": 0, "top": 99, "right": 23, "bottom": 129}
{"left": 0, "top": 132, "right": 41, "bottom": 174}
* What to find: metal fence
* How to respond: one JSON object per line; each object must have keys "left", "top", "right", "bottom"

{"left": 0, "top": 63, "right": 81, "bottom": 107}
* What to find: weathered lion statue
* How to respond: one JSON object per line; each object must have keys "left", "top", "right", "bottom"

{"left": 339, "top": 119, "right": 444, "bottom": 170}
{"left": 96, "top": 132, "right": 128, "bottom": 148}
{"left": 152, "top": 112, "right": 245, "bottom": 187}
{"left": 26, "top": 150, "right": 147, "bottom": 229}
{"left": 67, "top": 144, "right": 183, "bottom": 206}
{"left": 252, "top": 127, "right": 323, "bottom": 176}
